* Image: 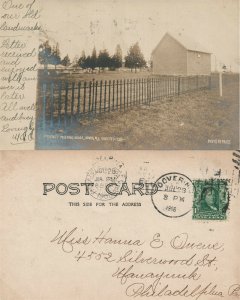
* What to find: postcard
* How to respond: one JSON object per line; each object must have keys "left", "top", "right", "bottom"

{"left": 0, "top": 150, "right": 240, "bottom": 299}
{"left": 0, "top": 0, "right": 239, "bottom": 150}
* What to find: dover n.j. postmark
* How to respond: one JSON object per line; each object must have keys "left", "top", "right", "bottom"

{"left": 151, "top": 172, "right": 194, "bottom": 218}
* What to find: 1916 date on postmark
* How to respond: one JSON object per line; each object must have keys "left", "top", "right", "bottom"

{"left": 151, "top": 172, "right": 194, "bottom": 218}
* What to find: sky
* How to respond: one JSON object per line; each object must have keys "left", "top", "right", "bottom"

{"left": 40, "top": 0, "right": 239, "bottom": 72}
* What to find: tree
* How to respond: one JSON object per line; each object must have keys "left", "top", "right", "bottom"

{"left": 51, "top": 43, "right": 61, "bottom": 70}
{"left": 38, "top": 40, "right": 52, "bottom": 70}
{"left": 97, "top": 49, "right": 111, "bottom": 71}
{"left": 61, "top": 55, "right": 71, "bottom": 67}
{"left": 78, "top": 51, "right": 87, "bottom": 69}
{"left": 71, "top": 55, "right": 80, "bottom": 68}
{"left": 125, "top": 42, "right": 146, "bottom": 72}
{"left": 89, "top": 47, "right": 97, "bottom": 72}
{"left": 111, "top": 44, "right": 122, "bottom": 69}
{"left": 84, "top": 55, "right": 92, "bottom": 70}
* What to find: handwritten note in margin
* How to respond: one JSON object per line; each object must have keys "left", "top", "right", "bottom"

{"left": 0, "top": 0, "right": 40, "bottom": 149}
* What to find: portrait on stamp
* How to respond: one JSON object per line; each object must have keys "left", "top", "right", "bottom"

{"left": 193, "top": 179, "right": 229, "bottom": 220}
{"left": 200, "top": 187, "right": 219, "bottom": 211}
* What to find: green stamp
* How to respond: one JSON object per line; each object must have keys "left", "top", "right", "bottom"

{"left": 193, "top": 179, "right": 229, "bottom": 220}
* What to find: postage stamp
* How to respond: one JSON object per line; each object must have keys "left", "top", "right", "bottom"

{"left": 151, "top": 172, "right": 194, "bottom": 218}
{"left": 192, "top": 179, "right": 229, "bottom": 220}
{"left": 85, "top": 156, "right": 127, "bottom": 201}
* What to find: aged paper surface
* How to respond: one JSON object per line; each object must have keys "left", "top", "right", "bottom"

{"left": 0, "top": 0, "right": 39, "bottom": 149}
{"left": 0, "top": 151, "right": 240, "bottom": 299}
{"left": 0, "top": 0, "right": 239, "bottom": 298}
{"left": 0, "top": 0, "right": 239, "bottom": 149}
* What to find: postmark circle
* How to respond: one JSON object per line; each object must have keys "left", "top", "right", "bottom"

{"left": 151, "top": 172, "right": 194, "bottom": 218}
{"left": 86, "top": 156, "right": 127, "bottom": 201}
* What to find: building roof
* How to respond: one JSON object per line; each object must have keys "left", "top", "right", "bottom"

{"left": 152, "top": 32, "right": 211, "bottom": 55}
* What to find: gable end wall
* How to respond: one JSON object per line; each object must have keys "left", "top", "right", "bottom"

{"left": 152, "top": 35, "right": 187, "bottom": 75}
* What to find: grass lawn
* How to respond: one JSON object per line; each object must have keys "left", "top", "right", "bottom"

{"left": 36, "top": 79, "right": 239, "bottom": 150}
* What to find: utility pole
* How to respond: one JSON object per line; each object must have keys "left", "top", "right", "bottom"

{"left": 219, "top": 71, "right": 222, "bottom": 97}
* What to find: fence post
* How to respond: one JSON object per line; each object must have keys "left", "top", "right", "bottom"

{"left": 148, "top": 78, "right": 150, "bottom": 102}
{"left": 58, "top": 81, "right": 62, "bottom": 127}
{"left": 83, "top": 81, "right": 86, "bottom": 114}
{"left": 151, "top": 78, "right": 153, "bottom": 103}
{"left": 123, "top": 79, "right": 126, "bottom": 110}
{"left": 116, "top": 80, "right": 118, "bottom": 110}
{"left": 108, "top": 80, "right": 111, "bottom": 112}
{"left": 112, "top": 80, "right": 115, "bottom": 110}
{"left": 167, "top": 77, "right": 169, "bottom": 96}
{"left": 104, "top": 80, "right": 107, "bottom": 112}
{"left": 50, "top": 82, "right": 54, "bottom": 128}
{"left": 77, "top": 82, "right": 81, "bottom": 115}
{"left": 208, "top": 75, "right": 211, "bottom": 90}
{"left": 151, "top": 78, "right": 153, "bottom": 99}
{"left": 126, "top": 79, "right": 129, "bottom": 108}
{"left": 42, "top": 83, "right": 47, "bottom": 131}
{"left": 219, "top": 72, "right": 223, "bottom": 97}
{"left": 155, "top": 78, "right": 157, "bottom": 99}
{"left": 136, "top": 79, "right": 138, "bottom": 106}
{"left": 178, "top": 77, "right": 181, "bottom": 96}
{"left": 147, "top": 78, "right": 149, "bottom": 104}
{"left": 99, "top": 80, "right": 102, "bottom": 113}
{"left": 92, "top": 80, "right": 95, "bottom": 113}
{"left": 120, "top": 79, "right": 122, "bottom": 110}
{"left": 153, "top": 78, "right": 155, "bottom": 100}
{"left": 95, "top": 81, "right": 98, "bottom": 114}
{"left": 146, "top": 78, "right": 148, "bottom": 104}
{"left": 158, "top": 78, "right": 160, "bottom": 99}
{"left": 71, "top": 82, "right": 75, "bottom": 123}
{"left": 133, "top": 79, "right": 136, "bottom": 105}
{"left": 64, "top": 82, "right": 69, "bottom": 127}
{"left": 88, "top": 81, "right": 92, "bottom": 117}
{"left": 169, "top": 77, "right": 171, "bottom": 96}
{"left": 130, "top": 79, "right": 132, "bottom": 106}
{"left": 138, "top": 79, "right": 141, "bottom": 105}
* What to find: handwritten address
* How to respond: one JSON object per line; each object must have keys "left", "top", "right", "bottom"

{"left": 50, "top": 226, "right": 239, "bottom": 299}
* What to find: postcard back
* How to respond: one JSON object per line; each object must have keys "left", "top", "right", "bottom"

{"left": 0, "top": 151, "right": 239, "bottom": 299}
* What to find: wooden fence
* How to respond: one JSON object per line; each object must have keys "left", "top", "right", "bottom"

{"left": 209, "top": 73, "right": 239, "bottom": 89}
{"left": 37, "top": 75, "right": 210, "bottom": 129}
